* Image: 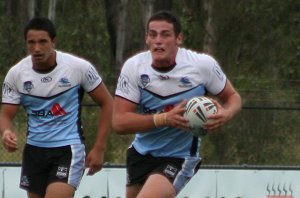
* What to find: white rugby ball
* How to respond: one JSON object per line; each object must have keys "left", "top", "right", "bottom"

{"left": 184, "top": 96, "right": 217, "bottom": 136}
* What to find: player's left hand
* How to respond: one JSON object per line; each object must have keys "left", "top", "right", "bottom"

{"left": 2, "top": 130, "right": 18, "bottom": 152}
{"left": 85, "top": 147, "right": 104, "bottom": 176}
{"left": 203, "top": 99, "right": 231, "bottom": 132}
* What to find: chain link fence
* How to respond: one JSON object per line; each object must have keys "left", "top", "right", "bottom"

{"left": 1, "top": 104, "right": 299, "bottom": 166}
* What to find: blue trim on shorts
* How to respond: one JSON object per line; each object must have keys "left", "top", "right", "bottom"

{"left": 173, "top": 157, "right": 201, "bottom": 193}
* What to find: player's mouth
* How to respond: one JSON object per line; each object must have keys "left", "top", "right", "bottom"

{"left": 32, "top": 54, "right": 44, "bottom": 62}
{"left": 153, "top": 47, "right": 166, "bottom": 56}
{"left": 153, "top": 47, "right": 165, "bottom": 52}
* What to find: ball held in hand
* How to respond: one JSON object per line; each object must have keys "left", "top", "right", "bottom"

{"left": 184, "top": 96, "right": 218, "bottom": 136}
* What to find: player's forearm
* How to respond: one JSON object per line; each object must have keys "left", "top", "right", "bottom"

{"left": 0, "top": 104, "right": 19, "bottom": 135}
{"left": 223, "top": 92, "right": 242, "bottom": 121}
{"left": 113, "top": 112, "right": 155, "bottom": 134}
{"left": 92, "top": 107, "right": 112, "bottom": 151}
{"left": 92, "top": 128, "right": 109, "bottom": 152}
{"left": 0, "top": 117, "right": 15, "bottom": 136}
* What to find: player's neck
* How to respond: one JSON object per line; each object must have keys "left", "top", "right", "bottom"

{"left": 151, "top": 59, "right": 176, "bottom": 72}
{"left": 151, "top": 63, "right": 176, "bottom": 72}
{"left": 33, "top": 61, "right": 57, "bottom": 73}
{"left": 32, "top": 52, "right": 57, "bottom": 73}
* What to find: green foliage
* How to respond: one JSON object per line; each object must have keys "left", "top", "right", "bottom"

{"left": 54, "top": 1, "right": 112, "bottom": 82}
{"left": 0, "top": 108, "right": 27, "bottom": 163}
{"left": 201, "top": 109, "right": 300, "bottom": 165}
{"left": 213, "top": 0, "right": 300, "bottom": 90}
{"left": 173, "top": 1, "right": 206, "bottom": 51}
{"left": 0, "top": 16, "right": 26, "bottom": 74}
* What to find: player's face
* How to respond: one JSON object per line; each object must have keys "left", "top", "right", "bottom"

{"left": 146, "top": 20, "right": 182, "bottom": 68}
{"left": 26, "top": 30, "right": 56, "bottom": 70}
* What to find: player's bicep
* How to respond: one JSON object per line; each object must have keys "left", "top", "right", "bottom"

{"left": 217, "top": 80, "right": 239, "bottom": 103}
{"left": 112, "top": 96, "right": 138, "bottom": 131}
{"left": 113, "top": 96, "right": 137, "bottom": 115}
{"left": 88, "top": 83, "right": 113, "bottom": 107}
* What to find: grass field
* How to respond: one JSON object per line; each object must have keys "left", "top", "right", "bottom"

{"left": 0, "top": 108, "right": 27, "bottom": 164}
{"left": 0, "top": 133, "right": 25, "bottom": 164}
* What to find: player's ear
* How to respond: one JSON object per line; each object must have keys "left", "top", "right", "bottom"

{"left": 52, "top": 37, "right": 57, "bottom": 47}
{"left": 145, "top": 33, "right": 149, "bottom": 45}
{"left": 176, "top": 32, "right": 183, "bottom": 45}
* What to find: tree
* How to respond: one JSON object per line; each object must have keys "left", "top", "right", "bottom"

{"left": 48, "top": 0, "right": 57, "bottom": 22}
{"left": 139, "top": 0, "right": 155, "bottom": 32}
{"left": 203, "top": 0, "right": 216, "bottom": 54}
{"left": 104, "top": 0, "right": 128, "bottom": 69}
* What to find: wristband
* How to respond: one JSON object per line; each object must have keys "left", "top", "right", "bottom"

{"left": 153, "top": 113, "right": 167, "bottom": 127}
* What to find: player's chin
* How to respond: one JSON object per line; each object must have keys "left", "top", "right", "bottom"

{"left": 152, "top": 51, "right": 165, "bottom": 59}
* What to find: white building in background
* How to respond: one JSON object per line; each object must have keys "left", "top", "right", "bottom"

{"left": 1, "top": 166, "right": 299, "bottom": 198}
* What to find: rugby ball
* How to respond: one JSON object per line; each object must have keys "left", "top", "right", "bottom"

{"left": 184, "top": 96, "right": 217, "bottom": 136}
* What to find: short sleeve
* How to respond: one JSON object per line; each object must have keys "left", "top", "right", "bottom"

{"left": 2, "top": 67, "right": 21, "bottom": 104}
{"left": 202, "top": 55, "right": 227, "bottom": 95}
{"left": 115, "top": 58, "right": 140, "bottom": 103}
{"left": 81, "top": 64, "right": 102, "bottom": 92}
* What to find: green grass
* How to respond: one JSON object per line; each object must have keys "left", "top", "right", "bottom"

{"left": 0, "top": 108, "right": 27, "bottom": 164}
{"left": 0, "top": 136, "right": 25, "bottom": 164}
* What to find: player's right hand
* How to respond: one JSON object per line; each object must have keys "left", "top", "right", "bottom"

{"left": 2, "top": 130, "right": 18, "bottom": 152}
{"left": 165, "top": 100, "right": 190, "bottom": 130}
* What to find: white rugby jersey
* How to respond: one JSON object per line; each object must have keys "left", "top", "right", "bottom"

{"left": 2, "top": 51, "right": 102, "bottom": 147}
{"left": 115, "top": 48, "right": 227, "bottom": 158}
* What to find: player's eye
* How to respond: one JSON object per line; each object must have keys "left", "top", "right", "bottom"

{"left": 147, "top": 31, "right": 157, "bottom": 38}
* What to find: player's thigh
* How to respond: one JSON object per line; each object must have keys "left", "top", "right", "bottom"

{"left": 137, "top": 174, "right": 176, "bottom": 198}
{"left": 126, "top": 184, "right": 142, "bottom": 198}
{"left": 45, "top": 182, "right": 75, "bottom": 198}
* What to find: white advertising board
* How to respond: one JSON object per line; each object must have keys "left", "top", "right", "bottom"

{"left": 0, "top": 166, "right": 299, "bottom": 198}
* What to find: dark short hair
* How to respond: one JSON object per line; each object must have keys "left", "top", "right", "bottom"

{"left": 146, "top": 10, "right": 182, "bottom": 36}
{"left": 24, "top": 17, "right": 56, "bottom": 40}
